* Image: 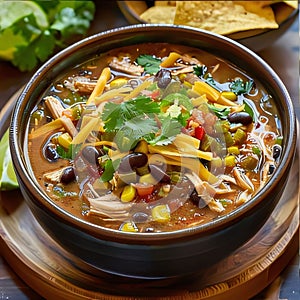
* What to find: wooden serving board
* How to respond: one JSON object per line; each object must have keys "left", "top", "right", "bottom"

{"left": 0, "top": 90, "right": 299, "bottom": 299}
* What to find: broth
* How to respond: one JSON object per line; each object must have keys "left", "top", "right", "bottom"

{"left": 27, "top": 43, "right": 282, "bottom": 233}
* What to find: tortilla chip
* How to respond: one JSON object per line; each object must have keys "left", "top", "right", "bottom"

{"left": 173, "top": 1, "right": 279, "bottom": 35}
{"left": 283, "top": 1, "right": 298, "bottom": 9}
{"left": 140, "top": 6, "right": 176, "bottom": 24}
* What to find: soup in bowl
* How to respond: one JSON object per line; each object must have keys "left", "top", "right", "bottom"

{"left": 10, "top": 25, "right": 296, "bottom": 279}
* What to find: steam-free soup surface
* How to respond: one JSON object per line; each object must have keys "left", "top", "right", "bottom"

{"left": 28, "top": 43, "right": 282, "bottom": 233}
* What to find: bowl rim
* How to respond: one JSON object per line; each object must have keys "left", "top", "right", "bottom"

{"left": 10, "top": 24, "right": 297, "bottom": 243}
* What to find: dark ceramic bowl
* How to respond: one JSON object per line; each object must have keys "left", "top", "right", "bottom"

{"left": 10, "top": 24, "right": 297, "bottom": 279}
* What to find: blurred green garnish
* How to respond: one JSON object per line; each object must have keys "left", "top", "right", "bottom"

{"left": 0, "top": 0, "right": 95, "bottom": 72}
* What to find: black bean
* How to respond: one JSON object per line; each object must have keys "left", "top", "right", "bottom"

{"left": 60, "top": 167, "right": 76, "bottom": 184}
{"left": 268, "top": 164, "right": 276, "bottom": 175}
{"left": 44, "top": 144, "right": 59, "bottom": 162}
{"left": 82, "top": 146, "right": 100, "bottom": 164}
{"left": 149, "top": 164, "right": 170, "bottom": 183}
{"left": 190, "top": 190, "right": 201, "bottom": 204}
{"left": 154, "top": 69, "right": 172, "bottom": 89}
{"left": 118, "top": 152, "right": 148, "bottom": 173}
{"left": 228, "top": 112, "right": 253, "bottom": 125}
{"left": 272, "top": 144, "right": 282, "bottom": 160}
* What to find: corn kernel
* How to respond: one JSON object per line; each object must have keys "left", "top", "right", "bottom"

{"left": 58, "top": 132, "right": 72, "bottom": 149}
{"left": 224, "top": 155, "right": 236, "bottom": 167}
{"left": 110, "top": 78, "right": 127, "bottom": 89}
{"left": 120, "top": 222, "right": 138, "bottom": 232}
{"left": 151, "top": 204, "right": 170, "bottom": 223}
{"left": 227, "top": 146, "right": 240, "bottom": 155}
{"left": 121, "top": 185, "right": 136, "bottom": 202}
{"left": 139, "top": 173, "right": 158, "bottom": 185}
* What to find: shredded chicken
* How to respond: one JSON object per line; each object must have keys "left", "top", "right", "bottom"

{"left": 109, "top": 57, "right": 144, "bottom": 76}
{"left": 185, "top": 172, "right": 225, "bottom": 213}
{"left": 43, "top": 167, "right": 69, "bottom": 183}
{"left": 88, "top": 193, "right": 133, "bottom": 220}
{"left": 60, "top": 115, "right": 78, "bottom": 138}
{"left": 233, "top": 167, "right": 254, "bottom": 192}
{"left": 44, "top": 96, "right": 64, "bottom": 119}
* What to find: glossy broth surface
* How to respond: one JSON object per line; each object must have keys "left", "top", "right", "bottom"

{"left": 28, "top": 43, "right": 282, "bottom": 233}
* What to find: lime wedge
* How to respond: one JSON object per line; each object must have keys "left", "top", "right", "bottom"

{"left": 0, "top": 1, "right": 48, "bottom": 29}
{"left": 0, "top": 129, "right": 19, "bottom": 191}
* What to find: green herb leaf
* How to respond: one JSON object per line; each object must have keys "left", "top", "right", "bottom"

{"left": 115, "top": 117, "right": 157, "bottom": 151}
{"left": 161, "top": 92, "right": 194, "bottom": 112}
{"left": 0, "top": 0, "right": 95, "bottom": 71}
{"left": 243, "top": 99, "right": 256, "bottom": 121}
{"left": 146, "top": 116, "right": 182, "bottom": 146}
{"left": 102, "top": 96, "right": 161, "bottom": 132}
{"left": 230, "top": 79, "right": 253, "bottom": 95}
{"left": 100, "top": 159, "right": 116, "bottom": 182}
{"left": 208, "top": 104, "right": 230, "bottom": 119}
{"left": 136, "top": 54, "right": 161, "bottom": 74}
{"left": 194, "top": 65, "right": 207, "bottom": 77}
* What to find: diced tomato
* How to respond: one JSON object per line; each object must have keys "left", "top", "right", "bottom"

{"left": 149, "top": 89, "right": 161, "bottom": 100}
{"left": 134, "top": 183, "right": 154, "bottom": 198}
{"left": 195, "top": 126, "right": 205, "bottom": 140}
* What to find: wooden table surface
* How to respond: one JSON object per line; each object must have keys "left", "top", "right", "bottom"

{"left": 0, "top": 1, "right": 299, "bottom": 299}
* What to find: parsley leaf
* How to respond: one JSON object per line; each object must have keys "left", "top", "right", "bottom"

{"left": 136, "top": 54, "right": 161, "bottom": 74}
{"left": 230, "top": 79, "right": 254, "bottom": 95}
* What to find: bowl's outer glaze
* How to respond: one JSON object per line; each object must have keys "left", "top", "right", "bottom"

{"left": 10, "top": 25, "right": 297, "bottom": 278}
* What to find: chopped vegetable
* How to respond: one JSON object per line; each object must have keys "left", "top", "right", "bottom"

{"left": 121, "top": 185, "right": 136, "bottom": 202}
{"left": 151, "top": 204, "right": 171, "bottom": 223}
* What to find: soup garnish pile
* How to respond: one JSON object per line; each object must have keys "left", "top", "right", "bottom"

{"left": 28, "top": 43, "right": 282, "bottom": 233}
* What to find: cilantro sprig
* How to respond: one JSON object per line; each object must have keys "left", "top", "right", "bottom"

{"left": 102, "top": 95, "right": 182, "bottom": 151}
{"left": 230, "top": 78, "right": 254, "bottom": 95}
{"left": 136, "top": 54, "right": 161, "bottom": 75}
{"left": 0, "top": 1, "right": 95, "bottom": 71}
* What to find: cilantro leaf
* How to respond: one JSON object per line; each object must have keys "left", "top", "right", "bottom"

{"left": 136, "top": 54, "right": 161, "bottom": 74}
{"left": 146, "top": 116, "right": 182, "bottom": 146}
{"left": 0, "top": 1, "right": 95, "bottom": 71}
{"left": 115, "top": 117, "right": 158, "bottom": 151}
{"left": 194, "top": 65, "right": 217, "bottom": 87}
{"left": 100, "top": 159, "right": 115, "bottom": 182}
{"left": 208, "top": 104, "right": 230, "bottom": 119}
{"left": 102, "top": 96, "right": 161, "bottom": 132}
{"left": 194, "top": 65, "right": 207, "bottom": 77}
{"left": 161, "top": 93, "right": 194, "bottom": 112}
{"left": 13, "top": 29, "right": 56, "bottom": 71}
{"left": 230, "top": 79, "right": 254, "bottom": 95}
